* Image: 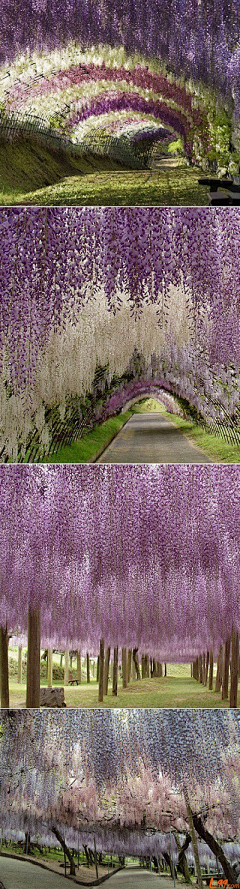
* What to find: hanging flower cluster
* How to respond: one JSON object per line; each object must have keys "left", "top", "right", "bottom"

{"left": 0, "top": 44, "right": 216, "bottom": 164}
{"left": 0, "top": 464, "right": 239, "bottom": 660}
{"left": 0, "top": 207, "right": 240, "bottom": 460}
{"left": 1, "top": 0, "right": 240, "bottom": 108}
{"left": 1, "top": 710, "right": 240, "bottom": 850}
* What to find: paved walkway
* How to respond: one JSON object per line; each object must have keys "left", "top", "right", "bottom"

{"left": 97, "top": 413, "right": 211, "bottom": 463}
{"left": 109, "top": 870, "right": 172, "bottom": 887}
{"left": 0, "top": 858, "right": 68, "bottom": 888}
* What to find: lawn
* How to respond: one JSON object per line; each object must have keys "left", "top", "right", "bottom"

{"left": 0, "top": 140, "right": 209, "bottom": 205}
{"left": 8, "top": 661, "right": 239, "bottom": 709}
{"left": 42, "top": 410, "right": 135, "bottom": 463}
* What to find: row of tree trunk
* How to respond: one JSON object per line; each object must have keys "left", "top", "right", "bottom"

{"left": 192, "top": 628, "right": 239, "bottom": 707}
{"left": 0, "top": 610, "right": 238, "bottom": 708}
{"left": 98, "top": 640, "right": 165, "bottom": 701}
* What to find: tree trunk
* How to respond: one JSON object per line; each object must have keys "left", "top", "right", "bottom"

{"left": 199, "top": 654, "right": 203, "bottom": 683}
{"left": 184, "top": 791, "right": 203, "bottom": 889}
{"left": 76, "top": 651, "right": 81, "bottom": 683}
{"left": 47, "top": 649, "right": 53, "bottom": 687}
{"left": 192, "top": 812, "right": 238, "bottom": 883}
{"left": 112, "top": 647, "right": 118, "bottom": 696}
{"left": 230, "top": 628, "right": 239, "bottom": 708}
{"left": 18, "top": 646, "right": 23, "bottom": 685}
{"left": 175, "top": 834, "right": 191, "bottom": 883}
{"left": 52, "top": 825, "right": 76, "bottom": 876}
{"left": 215, "top": 645, "right": 223, "bottom": 692}
{"left": 64, "top": 649, "right": 69, "bottom": 685}
{"left": 0, "top": 626, "right": 9, "bottom": 708}
{"left": 204, "top": 651, "right": 209, "bottom": 686}
{"left": 209, "top": 651, "right": 213, "bottom": 690}
{"left": 158, "top": 662, "right": 163, "bottom": 677}
{"left": 141, "top": 654, "right": 145, "bottom": 679}
{"left": 122, "top": 647, "right": 127, "bottom": 688}
{"left": 133, "top": 648, "right": 140, "bottom": 680}
{"left": 222, "top": 637, "right": 231, "bottom": 700}
{"left": 26, "top": 606, "right": 40, "bottom": 708}
{"left": 103, "top": 647, "right": 110, "bottom": 696}
{"left": 164, "top": 663, "right": 167, "bottom": 677}
{"left": 127, "top": 649, "right": 132, "bottom": 683}
{"left": 163, "top": 852, "right": 175, "bottom": 881}
{"left": 86, "top": 652, "right": 90, "bottom": 683}
{"left": 98, "top": 639, "right": 104, "bottom": 702}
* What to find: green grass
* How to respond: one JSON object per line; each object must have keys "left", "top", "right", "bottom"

{"left": 0, "top": 139, "right": 209, "bottom": 205}
{"left": 40, "top": 399, "right": 240, "bottom": 464}
{"left": 168, "top": 414, "right": 240, "bottom": 462}
{"left": 42, "top": 409, "right": 135, "bottom": 463}
{"left": 8, "top": 673, "right": 239, "bottom": 709}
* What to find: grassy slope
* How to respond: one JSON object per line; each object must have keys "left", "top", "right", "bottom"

{"left": 9, "top": 674, "right": 239, "bottom": 709}
{"left": 42, "top": 409, "right": 135, "bottom": 463}
{"left": 0, "top": 137, "right": 125, "bottom": 202}
{"left": 42, "top": 399, "right": 240, "bottom": 464}
{"left": 168, "top": 414, "right": 240, "bottom": 462}
{"left": 0, "top": 140, "right": 209, "bottom": 205}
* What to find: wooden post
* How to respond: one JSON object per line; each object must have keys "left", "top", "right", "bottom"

{"left": 98, "top": 639, "right": 104, "bottom": 702}
{"left": 122, "top": 647, "right": 127, "bottom": 688}
{"left": 204, "top": 651, "right": 209, "bottom": 686}
{"left": 208, "top": 651, "right": 213, "bottom": 689}
{"left": 26, "top": 606, "right": 41, "bottom": 708}
{"left": 127, "top": 649, "right": 132, "bottom": 683}
{"left": 141, "top": 654, "right": 145, "bottom": 679}
{"left": 86, "top": 652, "right": 90, "bottom": 683}
{"left": 199, "top": 654, "right": 203, "bottom": 683}
{"left": 195, "top": 657, "right": 199, "bottom": 681}
{"left": 184, "top": 788, "right": 203, "bottom": 889}
{"left": 112, "top": 647, "right": 118, "bottom": 696}
{"left": 64, "top": 649, "right": 69, "bottom": 685}
{"left": 18, "top": 646, "right": 23, "bottom": 685}
{"left": 222, "top": 637, "right": 231, "bottom": 700}
{"left": 230, "top": 628, "right": 239, "bottom": 708}
{"left": 47, "top": 649, "right": 53, "bottom": 687}
{"left": 145, "top": 655, "right": 150, "bottom": 678}
{"left": 76, "top": 651, "right": 81, "bottom": 683}
{"left": 0, "top": 626, "right": 9, "bottom": 708}
{"left": 215, "top": 645, "right": 223, "bottom": 693}
{"left": 103, "top": 647, "right": 110, "bottom": 696}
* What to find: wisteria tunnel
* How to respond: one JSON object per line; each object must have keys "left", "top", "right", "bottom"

{"left": 0, "top": 463, "right": 239, "bottom": 710}
{"left": 1, "top": 0, "right": 240, "bottom": 204}
{"left": 0, "top": 207, "right": 240, "bottom": 462}
{"left": 0, "top": 709, "right": 240, "bottom": 885}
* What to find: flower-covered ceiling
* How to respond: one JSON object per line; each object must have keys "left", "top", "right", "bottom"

{"left": 0, "top": 208, "right": 239, "bottom": 460}
{"left": 0, "top": 464, "right": 239, "bottom": 659}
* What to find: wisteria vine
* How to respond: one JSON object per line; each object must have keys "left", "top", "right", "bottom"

{"left": 0, "top": 464, "right": 240, "bottom": 661}
{"left": 0, "top": 207, "right": 240, "bottom": 460}
{"left": 1, "top": 710, "right": 240, "bottom": 857}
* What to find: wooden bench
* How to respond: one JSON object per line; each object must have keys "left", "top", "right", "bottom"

{"left": 40, "top": 687, "right": 66, "bottom": 707}
{"left": 199, "top": 177, "right": 240, "bottom": 205}
{"left": 68, "top": 674, "right": 79, "bottom": 685}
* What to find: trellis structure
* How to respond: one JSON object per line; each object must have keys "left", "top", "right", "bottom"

{"left": 0, "top": 207, "right": 240, "bottom": 461}
{"left": 0, "top": 710, "right": 240, "bottom": 881}
{"left": 0, "top": 464, "right": 239, "bottom": 708}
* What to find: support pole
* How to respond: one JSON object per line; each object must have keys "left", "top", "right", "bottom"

{"left": 122, "top": 647, "right": 127, "bottom": 688}
{"left": 86, "top": 652, "right": 90, "bottom": 683}
{"left": 98, "top": 638, "right": 104, "bottom": 702}
{"left": 127, "top": 649, "right": 132, "bottom": 683}
{"left": 209, "top": 651, "right": 213, "bottom": 690}
{"left": 76, "top": 651, "right": 81, "bottom": 683}
{"left": 112, "top": 647, "right": 118, "bottom": 696}
{"left": 215, "top": 645, "right": 223, "bottom": 693}
{"left": 64, "top": 649, "right": 69, "bottom": 686}
{"left": 222, "top": 637, "right": 231, "bottom": 700}
{"left": 18, "top": 645, "right": 23, "bottom": 685}
{"left": 47, "top": 649, "right": 53, "bottom": 688}
{"left": 0, "top": 626, "right": 9, "bottom": 708}
{"left": 26, "top": 606, "right": 41, "bottom": 708}
{"left": 103, "top": 647, "right": 110, "bottom": 697}
{"left": 230, "top": 628, "right": 239, "bottom": 708}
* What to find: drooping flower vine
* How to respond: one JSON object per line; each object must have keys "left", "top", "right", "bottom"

{"left": 0, "top": 463, "right": 239, "bottom": 661}
{"left": 0, "top": 207, "right": 240, "bottom": 460}
{"left": 1, "top": 710, "right": 240, "bottom": 854}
